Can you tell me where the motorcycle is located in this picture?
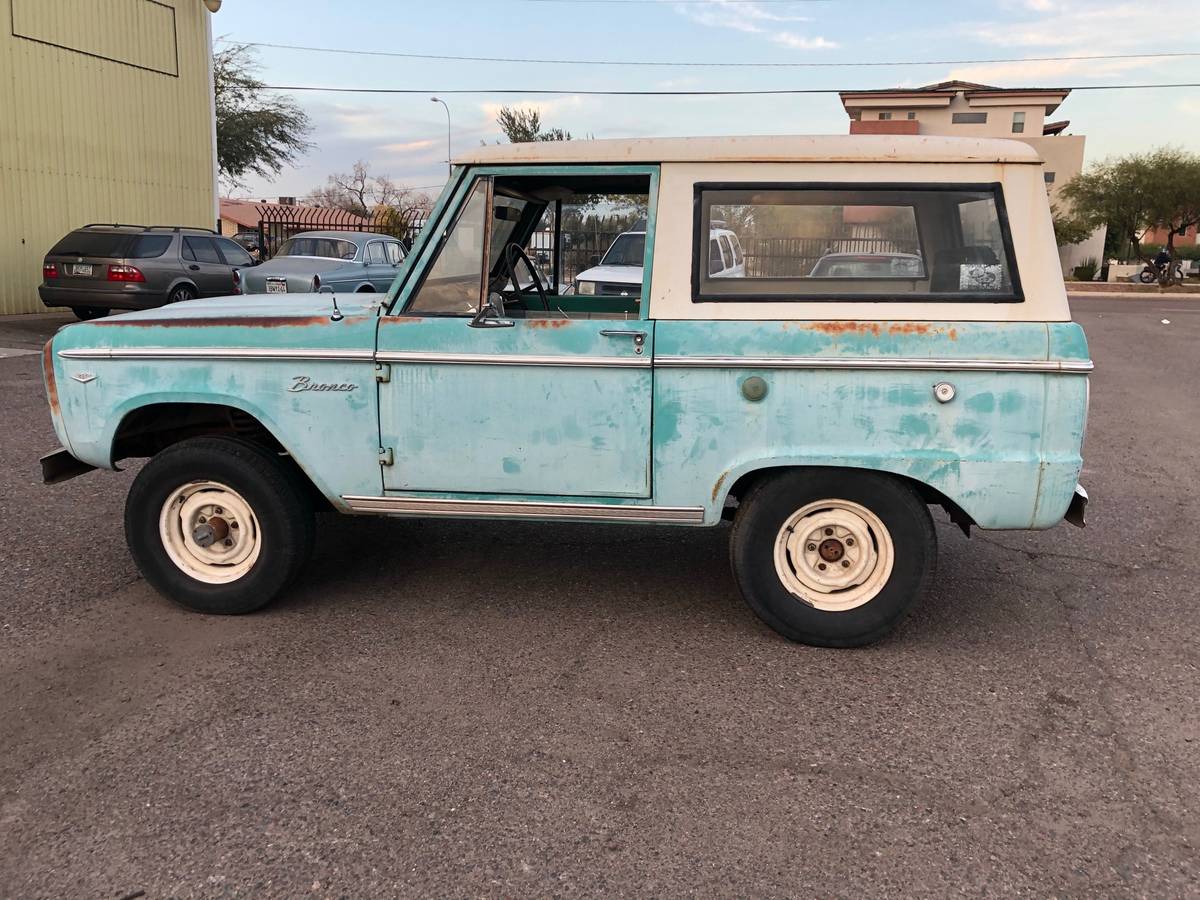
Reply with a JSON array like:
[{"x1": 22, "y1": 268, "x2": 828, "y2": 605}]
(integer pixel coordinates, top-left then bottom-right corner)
[{"x1": 1139, "y1": 261, "x2": 1185, "y2": 284}]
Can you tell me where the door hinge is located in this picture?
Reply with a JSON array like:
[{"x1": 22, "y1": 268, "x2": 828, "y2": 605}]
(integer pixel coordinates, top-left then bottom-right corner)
[
  {"x1": 374, "y1": 362, "x2": 391, "y2": 383},
  {"x1": 378, "y1": 447, "x2": 394, "y2": 466}
]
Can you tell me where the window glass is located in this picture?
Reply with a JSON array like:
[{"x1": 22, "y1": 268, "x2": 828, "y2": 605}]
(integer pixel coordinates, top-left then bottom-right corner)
[
  {"x1": 385, "y1": 242, "x2": 404, "y2": 264},
  {"x1": 49, "y1": 231, "x2": 133, "y2": 258},
  {"x1": 718, "y1": 235, "x2": 735, "y2": 270},
  {"x1": 184, "y1": 236, "x2": 221, "y2": 264},
  {"x1": 365, "y1": 242, "x2": 387, "y2": 265},
  {"x1": 708, "y1": 238, "x2": 723, "y2": 275},
  {"x1": 216, "y1": 238, "x2": 252, "y2": 266},
  {"x1": 276, "y1": 237, "x2": 358, "y2": 260},
  {"x1": 408, "y1": 179, "x2": 489, "y2": 315},
  {"x1": 1044, "y1": 171, "x2": 1056, "y2": 184},
  {"x1": 599, "y1": 233, "x2": 645, "y2": 267},
  {"x1": 879, "y1": 112, "x2": 892, "y2": 121},
  {"x1": 695, "y1": 185, "x2": 1019, "y2": 301},
  {"x1": 906, "y1": 111, "x2": 916, "y2": 120},
  {"x1": 130, "y1": 235, "x2": 172, "y2": 258},
  {"x1": 952, "y1": 112, "x2": 988, "y2": 124},
  {"x1": 730, "y1": 234, "x2": 744, "y2": 265},
  {"x1": 1011, "y1": 111, "x2": 1026, "y2": 134}
]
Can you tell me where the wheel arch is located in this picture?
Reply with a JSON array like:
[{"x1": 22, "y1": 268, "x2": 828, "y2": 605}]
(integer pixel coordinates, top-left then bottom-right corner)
[
  {"x1": 164, "y1": 277, "x2": 199, "y2": 300},
  {"x1": 717, "y1": 460, "x2": 978, "y2": 534},
  {"x1": 109, "y1": 399, "x2": 333, "y2": 511}
]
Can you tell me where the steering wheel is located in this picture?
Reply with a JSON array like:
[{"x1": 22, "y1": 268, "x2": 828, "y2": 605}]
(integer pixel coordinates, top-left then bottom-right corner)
[{"x1": 504, "y1": 243, "x2": 550, "y2": 311}]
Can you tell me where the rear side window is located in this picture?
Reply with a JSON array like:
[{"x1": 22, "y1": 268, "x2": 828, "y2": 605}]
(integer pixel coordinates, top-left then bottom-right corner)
[
  {"x1": 365, "y1": 242, "x2": 387, "y2": 265},
  {"x1": 385, "y1": 242, "x2": 404, "y2": 264},
  {"x1": 48, "y1": 231, "x2": 133, "y2": 258},
  {"x1": 693, "y1": 183, "x2": 1021, "y2": 302},
  {"x1": 216, "y1": 238, "x2": 253, "y2": 266},
  {"x1": 183, "y1": 236, "x2": 222, "y2": 264},
  {"x1": 130, "y1": 235, "x2": 173, "y2": 258}
]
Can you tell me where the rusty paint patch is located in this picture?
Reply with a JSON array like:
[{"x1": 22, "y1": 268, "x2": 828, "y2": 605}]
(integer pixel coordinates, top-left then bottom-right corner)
[
  {"x1": 43, "y1": 340, "x2": 60, "y2": 416},
  {"x1": 807, "y1": 322, "x2": 883, "y2": 337},
  {"x1": 527, "y1": 318, "x2": 569, "y2": 329},
  {"x1": 94, "y1": 315, "x2": 354, "y2": 329},
  {"x1": 885, "y1": 323, "x2": 932, "y2": 336},
  {"x1": 712, "y1": 469, "x2": 729, "y2": 502},
  {"x1": 381, "y1": 315, "x2": 425, "y2": 325}
]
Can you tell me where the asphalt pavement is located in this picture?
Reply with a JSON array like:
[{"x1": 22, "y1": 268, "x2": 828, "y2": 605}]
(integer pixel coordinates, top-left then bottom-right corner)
[{"x1": 1, "y1": 298, "x2": 1197, "y2": 897}]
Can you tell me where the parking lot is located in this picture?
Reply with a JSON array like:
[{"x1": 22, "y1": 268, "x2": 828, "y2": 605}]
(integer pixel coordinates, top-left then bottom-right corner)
[{"x1": 1, "y1": 297, "x2": 1197, "y2": 896}]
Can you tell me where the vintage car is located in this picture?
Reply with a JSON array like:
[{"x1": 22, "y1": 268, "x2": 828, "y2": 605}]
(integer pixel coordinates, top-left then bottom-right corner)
[
  {"x1": 41, "y1": 135, "x2": 1091, "y2": 647},
  {"x1": 240, "y1": 230, "x2": 406, "y2": 295}
]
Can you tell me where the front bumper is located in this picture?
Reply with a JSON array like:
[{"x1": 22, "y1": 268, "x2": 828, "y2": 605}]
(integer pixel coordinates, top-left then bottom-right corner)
[{"x1": 1064, "y1": 484, "x2": 1088, "y2": 528}]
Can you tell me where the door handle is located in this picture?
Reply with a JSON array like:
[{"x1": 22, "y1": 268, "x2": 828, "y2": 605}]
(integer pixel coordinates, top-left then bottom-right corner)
[
  {"x1": 600, "y1": 329, "x2": 646, "y2": 354},
  {"x1": 188, "y1": 264, "x2": 200, "y2": 271}
]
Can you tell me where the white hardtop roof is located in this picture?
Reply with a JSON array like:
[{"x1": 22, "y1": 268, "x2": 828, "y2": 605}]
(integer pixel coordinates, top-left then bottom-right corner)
[{"x1": 456, "y1": 134, "x2": 1042, "y2": 166}]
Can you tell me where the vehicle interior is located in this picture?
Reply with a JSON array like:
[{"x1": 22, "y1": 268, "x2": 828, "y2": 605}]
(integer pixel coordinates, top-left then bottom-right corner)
[{"x1": 405, "y1": 173, "x2": 651, "y2": 320}]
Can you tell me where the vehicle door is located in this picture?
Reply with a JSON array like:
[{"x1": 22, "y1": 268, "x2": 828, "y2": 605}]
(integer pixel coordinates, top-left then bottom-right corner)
[
  {"x1": 182, "y1": 236, "x2": 236, "y2": 296},
  {"x1": 363, "y1": 240, "x2": 396, "y2": 291},
  {"x1": 375, "y1": 172, "x2": 657, "y2": 499}
]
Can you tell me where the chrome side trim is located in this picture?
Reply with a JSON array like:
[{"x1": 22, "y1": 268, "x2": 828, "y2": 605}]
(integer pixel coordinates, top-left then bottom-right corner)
[
  {"x1": 57, "y1": 347, "x2": 374, "y2": 362},
  {"x1": 375, "y1": 351, "x2": 649, "y2": 368},
  {"x1": 342, "y1": 495, "x2": 705, "y2": 523},
  {"x1": 653, "y1": 355, "x2": 1094, "y2": 374}
]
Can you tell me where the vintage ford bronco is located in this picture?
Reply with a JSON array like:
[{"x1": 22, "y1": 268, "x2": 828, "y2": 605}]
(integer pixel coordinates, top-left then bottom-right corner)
[{"x1": 41, "y1": 136, "x2": 1090, "y2": 647}]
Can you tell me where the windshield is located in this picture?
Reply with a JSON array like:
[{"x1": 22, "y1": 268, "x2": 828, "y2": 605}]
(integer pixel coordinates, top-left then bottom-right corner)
[
  {"x1": 599, "y1": 233, "x2": 645, "y2": 267},
  {"x1": 276, "y1": 237, "x2": 358, "y2": 260}
]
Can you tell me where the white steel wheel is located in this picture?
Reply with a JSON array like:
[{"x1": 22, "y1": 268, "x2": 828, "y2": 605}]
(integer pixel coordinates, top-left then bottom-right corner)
[
  {"x1": 158, "y1": 480, "x2": 262, "y2": 584},
  {"x1": 772, "y1": 498, "x2": 895, "y2": 612}
]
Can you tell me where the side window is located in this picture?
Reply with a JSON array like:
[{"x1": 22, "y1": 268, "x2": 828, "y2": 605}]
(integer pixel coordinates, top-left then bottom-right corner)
[
  {"x1": 216, "y1": 238, "x2": 252, "y2": 267},
  {"x1": 130, "y1": 235, "x2": 172, "y2": 259},
  {"x1": 184, "y1": 236, "x2": 221, "y2": 264},
  {"x1": 719, "y1": 235, "x2": 735, "y2": 270},
  {"x1": 694, "y1": 184, "x2": 1020, "y2": 301},
  {"x1": 730, "y1": 234, "x2": 744, "y2": 265},
  {"x1": 707, "y1": 238, "x2": 723, "y2": 276},
  {"x1": 365, "y1": 242, "x2": 388, "y2": 265},
  {"x1": 385, "y1": 242, "x2": 404, "y2": 265},
  {"x1": 182, "y1": 240, "x2": 196, "y2": 262},
  {"x1": 407, "y1": 179, "x2": 489, "y2": 315}
]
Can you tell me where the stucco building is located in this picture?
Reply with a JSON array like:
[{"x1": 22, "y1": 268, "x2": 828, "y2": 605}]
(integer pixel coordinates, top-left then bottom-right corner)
[
  {"x1": 0, "y1": 0, "x2": 218, "y2": 315},
  {"x1": 838, "y1": 81, "x2": 1105, "y2": 273}
]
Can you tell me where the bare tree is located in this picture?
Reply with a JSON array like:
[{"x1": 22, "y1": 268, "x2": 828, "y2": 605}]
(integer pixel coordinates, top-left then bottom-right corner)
[{"x1": 304, "y1": 161, "x2": 434, "y2": 219}]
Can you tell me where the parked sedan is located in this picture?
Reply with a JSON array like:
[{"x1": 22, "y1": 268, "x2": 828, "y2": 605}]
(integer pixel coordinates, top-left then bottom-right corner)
[{"x1": 240, "y1": 230, "x2": 406, "y2": 295}]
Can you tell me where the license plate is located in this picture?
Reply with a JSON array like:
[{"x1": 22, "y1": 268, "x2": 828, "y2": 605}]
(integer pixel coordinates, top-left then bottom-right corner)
[
  {"x1": 266, "y1": 280, "x2": 287, "y2": 294},
  {"x1": 72, "y1": 264, "x2": 92, "y2": 276}
]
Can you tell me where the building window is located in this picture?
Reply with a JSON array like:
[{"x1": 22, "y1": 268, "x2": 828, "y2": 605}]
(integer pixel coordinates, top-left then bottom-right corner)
[
  {"x1": 1012, "y1": 111, "x2": 1026, "y2": 134},
  {"x1": 906, "y1": 111, "x2": 916, "y2": 120},
  {"x1": 1044, "y1": 172, "x2": 1056, "y2": 184},
  {"x1": 879, "y1": 112, "x2": 893, "y2": 120},
  {"x1": 952, "y1": 112, "x2": 988, "y2": 125}
]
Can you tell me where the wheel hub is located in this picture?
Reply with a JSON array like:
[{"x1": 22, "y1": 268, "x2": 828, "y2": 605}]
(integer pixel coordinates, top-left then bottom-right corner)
[
  {"x1": 159, "y1": 481, "x2": 261, "y2": 584},
  {"x1": 773, "y1": 500, "x2": 895, "y2": 612}
]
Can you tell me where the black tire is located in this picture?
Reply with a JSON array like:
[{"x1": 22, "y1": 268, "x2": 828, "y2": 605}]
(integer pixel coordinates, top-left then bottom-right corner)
[
  {"x1": 729, "y1": 469, "x2": 936, "y2": 647},
  {"x1": 124, "y1": 437, "x2": 315, "y2": 614},
  {"x1": 168, "y1": 284, "x2": 196, "y2": 304},
  {"x1": 72, "y1": 306, "x2": 108, "y2": 320},
  {"x1": 1138, "y1": 268, "x2": 1156, "y2": 284}
]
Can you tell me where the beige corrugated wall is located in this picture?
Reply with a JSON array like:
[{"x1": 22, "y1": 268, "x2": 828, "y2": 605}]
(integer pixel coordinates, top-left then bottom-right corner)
[{"x1": 0, "y1": 0, "x2": 215, "y2": 315}]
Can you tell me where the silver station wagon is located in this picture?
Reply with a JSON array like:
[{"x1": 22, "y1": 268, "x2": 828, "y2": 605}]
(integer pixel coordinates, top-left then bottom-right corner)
[
  {"x1": 240, "y1": 230, "x2": 406, "y2": 296},
  {"x1": 41, "y1": 135, "x2": 1091, "y2": 647}
]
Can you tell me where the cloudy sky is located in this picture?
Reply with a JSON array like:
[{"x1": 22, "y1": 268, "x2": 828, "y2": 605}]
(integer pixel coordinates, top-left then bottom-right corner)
[{"x1": 214, "y1": 0, "x2": 1200, "y2": 201}]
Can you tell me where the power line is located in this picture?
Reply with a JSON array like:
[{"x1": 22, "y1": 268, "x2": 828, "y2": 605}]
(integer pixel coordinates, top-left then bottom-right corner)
[
  {"x1": 263, "y1": 82, "x2": 1200, "y2": 96},
  {"x1": 226, "y1": 40, "x2": 1200, "y2": 70},
  {"x1": 519, "y1": 0, "x2": 831, "y2": 3}
]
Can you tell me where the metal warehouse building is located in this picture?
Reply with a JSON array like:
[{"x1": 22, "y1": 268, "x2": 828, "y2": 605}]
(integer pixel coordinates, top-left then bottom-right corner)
[{"x1": 0, "y1": 0, "x2": 217, "y2": 315}]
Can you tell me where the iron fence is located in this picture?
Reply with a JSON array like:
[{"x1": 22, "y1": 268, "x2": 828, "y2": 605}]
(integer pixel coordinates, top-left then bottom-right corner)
[{"x1": 252, "y1": 206, "x2": 427, "y2": 259}]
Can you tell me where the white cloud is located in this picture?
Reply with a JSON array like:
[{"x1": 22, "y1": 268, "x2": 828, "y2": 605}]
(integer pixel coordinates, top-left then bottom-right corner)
[
  {"x1": 672, "y1": 1, "x2": 836, "y2": 53},
  {"x1": 772, "y1": 32, "x2": 839, "y2": 51}
]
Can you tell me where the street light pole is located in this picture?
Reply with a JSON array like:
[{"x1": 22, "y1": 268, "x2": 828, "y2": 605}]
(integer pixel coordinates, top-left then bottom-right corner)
[{"x1": 430, "y1": 96, "x2": 451, "y2": 177}]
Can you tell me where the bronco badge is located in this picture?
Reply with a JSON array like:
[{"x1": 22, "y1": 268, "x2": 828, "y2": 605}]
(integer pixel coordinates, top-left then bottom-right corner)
[{"x1": 288, "y1": 376, "x2": 359, "y2": 393}]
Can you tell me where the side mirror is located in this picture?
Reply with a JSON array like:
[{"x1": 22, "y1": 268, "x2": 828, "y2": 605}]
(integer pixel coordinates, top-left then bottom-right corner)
[{"x1": 468, "y1": 299, "x2": 514, "y2": 329}]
